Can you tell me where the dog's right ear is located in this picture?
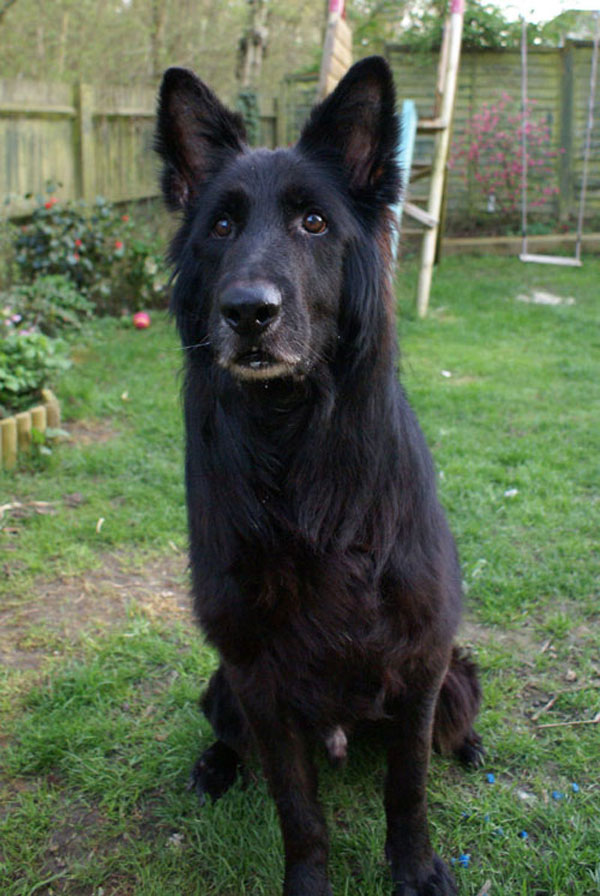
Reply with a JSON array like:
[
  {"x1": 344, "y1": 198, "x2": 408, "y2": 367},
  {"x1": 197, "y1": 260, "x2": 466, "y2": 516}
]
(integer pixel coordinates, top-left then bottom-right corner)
[{"x1": 155, "y1": 68, "x2": 247, "y2": 210}]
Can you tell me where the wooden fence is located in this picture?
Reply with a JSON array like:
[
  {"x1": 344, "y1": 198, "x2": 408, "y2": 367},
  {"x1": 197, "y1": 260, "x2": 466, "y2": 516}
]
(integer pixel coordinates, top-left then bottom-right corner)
[
  {"x1": 0, "y1": 79, "x2": 278, "y2": 216},
  {"x1": 1, "y1": 40, "x2": 598, "y2": 226},
  {"x1": 0, "y1": 80, "x2": 157, "y2": 216}
]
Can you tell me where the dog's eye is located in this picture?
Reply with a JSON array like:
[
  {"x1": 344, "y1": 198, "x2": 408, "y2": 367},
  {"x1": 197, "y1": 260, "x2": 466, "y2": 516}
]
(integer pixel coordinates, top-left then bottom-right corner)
[
  {"x1": 212, "y1": 216, "x2": 233, "y2": 238},
  {"x1": 302, "y1": 211, "x2": 327, "y2": 235}
]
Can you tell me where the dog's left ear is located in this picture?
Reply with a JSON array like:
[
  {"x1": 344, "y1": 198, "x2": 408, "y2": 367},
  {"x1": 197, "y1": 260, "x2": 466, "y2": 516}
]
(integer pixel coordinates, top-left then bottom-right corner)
[
  {"x1": 298, "y1": 56, "x2": 399, "y2": 203},
  {"x1": 155, "y1": 68, "x2": 247, "y2": 210}
]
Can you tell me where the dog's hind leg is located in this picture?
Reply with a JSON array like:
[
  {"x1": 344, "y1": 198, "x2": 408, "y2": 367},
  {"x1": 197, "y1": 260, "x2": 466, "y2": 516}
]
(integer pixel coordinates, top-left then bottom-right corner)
[
  {"x1": 384, "y1": 688, "x2": 458, "y2": 896},
  {"x1": 433, "y1": 647, "x2": 484, "y2": 768},
  {"x1": 189, "y1": 665, "x2": 251, "y2": 804}
]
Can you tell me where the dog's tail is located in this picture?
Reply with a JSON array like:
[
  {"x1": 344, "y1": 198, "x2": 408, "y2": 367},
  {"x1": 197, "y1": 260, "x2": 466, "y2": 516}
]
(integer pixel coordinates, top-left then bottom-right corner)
[{"x1": 433, "y1": 646, "x2": 484, "y2": 767}]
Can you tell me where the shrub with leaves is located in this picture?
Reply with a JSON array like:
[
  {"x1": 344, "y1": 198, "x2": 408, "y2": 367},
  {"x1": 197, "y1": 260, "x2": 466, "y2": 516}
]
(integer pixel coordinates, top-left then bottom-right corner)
[
  {"x1": 0, "y1": 316, "x2": 71, "y2": 416},
  {"x1": 14, "y1": 193, "x2": 168, "y2": 315},
  {"x1": 451, "y1": 93, "x2": 561, "y2": 226},
  {"x1": 3, "y1": 275, "x2": 93, "y2": 336}
]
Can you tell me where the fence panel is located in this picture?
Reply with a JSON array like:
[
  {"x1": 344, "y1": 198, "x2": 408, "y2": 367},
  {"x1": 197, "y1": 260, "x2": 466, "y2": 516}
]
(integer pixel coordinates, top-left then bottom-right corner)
[
  {"x1": 0, "y1": 80, "x2": 79, "y2": 215},
  {"x1": 0, "y1": 79, "x2": 159, "y2": 216},
  {"x1": 1, "y1": 43, "x2": 598, "y2": 227},
  {"x1": 388, "y1": 41, "x2": 599, "y2": 227}
]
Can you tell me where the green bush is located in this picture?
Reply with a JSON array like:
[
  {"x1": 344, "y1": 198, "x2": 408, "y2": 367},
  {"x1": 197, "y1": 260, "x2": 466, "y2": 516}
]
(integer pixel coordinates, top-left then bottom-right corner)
[
  {"x1": 0, "y1": 322, "x2": 71, "y2": 416},
  {"x1": 3, "y1": 275, "x2": 93, "y2": 335},
  {"x1": 14, "y1": 193, "x2": 168, "y2": 315}
]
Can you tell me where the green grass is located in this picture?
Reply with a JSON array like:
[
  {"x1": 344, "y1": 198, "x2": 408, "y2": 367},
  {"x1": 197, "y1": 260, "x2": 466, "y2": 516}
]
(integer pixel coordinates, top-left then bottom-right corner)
[
  {"x1": 1, "y1": 257, "x2": 599, "y2": 895},
  {"x1": 1, "y1": 315, "x2": 186, "y2": 590}
]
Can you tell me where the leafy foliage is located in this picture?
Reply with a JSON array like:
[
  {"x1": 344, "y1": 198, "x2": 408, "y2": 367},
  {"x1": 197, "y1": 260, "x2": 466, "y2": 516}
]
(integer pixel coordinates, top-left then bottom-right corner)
[
  {"x1": 235, "y1": 89, "x2": 261, "y2": 146},
  {"x1": 0, "y1": 324, "x2": 70, "y2": 416},
  {"x1": 450, "y1": 93, "x2": 561, "y2": 224},
  {"x1": 3, "y1": 274, "x2": 93, "y2": 336},
  {"x1": 400, "y1": 1, "x2": 522, "y2": 52},
  {"x1": 1, "y1": 192, "x2": 169, "y2": 416},
  {"x1": 0, "y1": 0, "x2": 325, "y2": 99},
  {"x1": 14, "y1": 192, "x2": 168, "y2": 315}
]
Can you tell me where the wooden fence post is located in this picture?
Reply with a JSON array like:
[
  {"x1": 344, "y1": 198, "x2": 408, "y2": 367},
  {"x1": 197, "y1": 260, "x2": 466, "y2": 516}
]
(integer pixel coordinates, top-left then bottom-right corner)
[
  {"x1": 559, "y1": 42, "x2": 574, "y2": 224},
  {"x1": 75, "y1": 82, "x2": 95, "y2": 201},
  {"x1": 31, "y1": 405, "x2": 47, "y2": 435},
  {"x1": 42, "y1": 389, "x2": 61, "y2": 429},
  {"x1": 15, "y1": 412, "x2": 32, "y2": 451},
  {"x1": 276, "y1": 82, "x2": 288, "y2": 147},
  {"x1": 1, "y1": 418, "x2": 18, "y2": 469}
]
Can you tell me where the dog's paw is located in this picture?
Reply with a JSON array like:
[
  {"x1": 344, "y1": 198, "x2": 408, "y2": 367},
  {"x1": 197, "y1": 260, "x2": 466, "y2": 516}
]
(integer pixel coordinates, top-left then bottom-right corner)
[
  {"x1": 284, "y1": 861, "x2": 333, "y2": 896},
  {"x1": 392, "y1": 854, "x2": 457, "y2": 896},
  {"x1": 455, "y1": 729, "x2": 485, "y2": 769},
  {"x1": 187, "y1": 740, "x2": 241, "y2": 805}
]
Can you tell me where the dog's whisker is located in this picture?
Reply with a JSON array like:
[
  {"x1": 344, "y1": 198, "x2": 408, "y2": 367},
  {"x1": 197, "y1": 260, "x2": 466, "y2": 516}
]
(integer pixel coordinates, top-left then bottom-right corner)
[{"x1": 173, "y1": 338, "x2": 211, "y2": 351}]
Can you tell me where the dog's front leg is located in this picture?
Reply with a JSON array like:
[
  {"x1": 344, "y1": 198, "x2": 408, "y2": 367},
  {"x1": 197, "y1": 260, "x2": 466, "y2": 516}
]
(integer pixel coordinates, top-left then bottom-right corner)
[
  {"x1": 384, "y1": 690, "x2": 457, "y2": 896},
  {"x1": 244, "y1": 700, "x2": 331, "y2": 896}
]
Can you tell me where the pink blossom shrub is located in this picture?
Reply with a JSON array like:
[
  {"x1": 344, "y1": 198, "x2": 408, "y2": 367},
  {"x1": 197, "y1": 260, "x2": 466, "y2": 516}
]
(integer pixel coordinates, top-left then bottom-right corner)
[{"x1": 450, "y1": 93, "x2": 562, "y2": 225}]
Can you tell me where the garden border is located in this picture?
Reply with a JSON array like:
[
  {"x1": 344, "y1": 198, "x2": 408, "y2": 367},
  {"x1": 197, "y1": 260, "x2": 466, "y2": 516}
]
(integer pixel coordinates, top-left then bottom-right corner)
[
  {"x1": 400, "y1": 232, "x2": 600, "y2": 257},
  {"x1": 0, "y1": 389, "x2": 60, "y2": 470},
  {"x1": 442, "y1": 232, "x2": 600, "y2": 256}
]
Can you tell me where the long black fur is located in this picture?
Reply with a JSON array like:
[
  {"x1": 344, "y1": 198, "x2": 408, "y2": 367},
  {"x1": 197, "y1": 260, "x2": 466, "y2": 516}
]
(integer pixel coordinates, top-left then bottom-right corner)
[{"x1": 156, "y1": 57, "x2": 483, "y2": 896}]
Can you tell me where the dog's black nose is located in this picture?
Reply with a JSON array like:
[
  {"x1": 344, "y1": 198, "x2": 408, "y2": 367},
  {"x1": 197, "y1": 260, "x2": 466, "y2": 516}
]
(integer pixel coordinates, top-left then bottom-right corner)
[{"x1": 220, "y1": 283, "x2": 281, "y2": 336}]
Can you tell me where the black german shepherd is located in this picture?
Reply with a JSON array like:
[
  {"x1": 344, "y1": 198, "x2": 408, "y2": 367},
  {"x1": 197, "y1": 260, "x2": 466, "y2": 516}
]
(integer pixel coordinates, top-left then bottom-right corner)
[{"x1": 156, "y1": 56, "x2": 483, "y2": 896}]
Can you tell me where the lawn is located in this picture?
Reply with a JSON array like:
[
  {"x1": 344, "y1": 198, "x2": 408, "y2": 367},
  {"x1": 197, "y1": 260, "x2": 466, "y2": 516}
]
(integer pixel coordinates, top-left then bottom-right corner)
[{"x1": 1, "y1": 255, "x2": 599, "y2": 896}]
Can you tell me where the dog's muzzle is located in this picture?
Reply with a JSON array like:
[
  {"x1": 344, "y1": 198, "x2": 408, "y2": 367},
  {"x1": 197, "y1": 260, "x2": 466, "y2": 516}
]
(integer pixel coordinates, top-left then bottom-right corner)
[{"x1": 218, "y1": 282, "x2": 300, "y2": 379}]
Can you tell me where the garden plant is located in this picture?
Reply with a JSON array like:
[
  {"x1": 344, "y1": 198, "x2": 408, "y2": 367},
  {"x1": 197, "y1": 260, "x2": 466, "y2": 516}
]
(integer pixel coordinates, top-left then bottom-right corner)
[
  {"x1": 450, "y1": 93, "x2": 562, "y2": 231},
  {"x1": 0, "y1": 192, "x2": 168, "y2": 422}
]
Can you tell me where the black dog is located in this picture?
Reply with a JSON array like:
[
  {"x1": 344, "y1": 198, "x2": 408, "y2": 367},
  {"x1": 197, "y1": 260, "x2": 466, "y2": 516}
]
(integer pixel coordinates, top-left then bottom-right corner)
[{"x1": 156, "y1": 56, "x2": 482, "y2": 896}]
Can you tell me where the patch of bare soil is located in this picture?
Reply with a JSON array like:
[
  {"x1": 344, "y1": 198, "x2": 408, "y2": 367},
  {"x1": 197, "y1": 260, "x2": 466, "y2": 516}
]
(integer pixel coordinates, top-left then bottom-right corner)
[
  {"x1": 67, "y1": 419, "x2": 121, "y2": 445},
  {"x1": 0, "y1": 552, "x2": 192, "y2": 671}
]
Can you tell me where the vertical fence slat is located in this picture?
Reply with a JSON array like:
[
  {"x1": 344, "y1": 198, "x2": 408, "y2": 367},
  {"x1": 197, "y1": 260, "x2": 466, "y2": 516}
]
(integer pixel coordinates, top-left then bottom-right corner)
[{"x1": 75, "y1": 82, "x2": 96, "y2": 201}]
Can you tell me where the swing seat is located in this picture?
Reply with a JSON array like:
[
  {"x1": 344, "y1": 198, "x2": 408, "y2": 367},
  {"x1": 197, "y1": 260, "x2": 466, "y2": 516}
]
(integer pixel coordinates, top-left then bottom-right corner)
[{"x1": 519, "y1": 253, "x2": 582, "y2": 267}]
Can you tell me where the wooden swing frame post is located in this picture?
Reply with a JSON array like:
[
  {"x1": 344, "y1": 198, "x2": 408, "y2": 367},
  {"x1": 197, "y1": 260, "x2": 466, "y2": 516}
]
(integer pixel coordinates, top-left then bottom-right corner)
[{"x1": 520, "y1": 10, "x2": 600, "y2": 268}]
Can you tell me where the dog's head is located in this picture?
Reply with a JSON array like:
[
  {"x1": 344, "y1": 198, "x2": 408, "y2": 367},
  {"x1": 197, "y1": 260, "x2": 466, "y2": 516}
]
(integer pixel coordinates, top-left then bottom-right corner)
[{"x1": 156, "y1": 57, "x2": 400, "y2": 382}]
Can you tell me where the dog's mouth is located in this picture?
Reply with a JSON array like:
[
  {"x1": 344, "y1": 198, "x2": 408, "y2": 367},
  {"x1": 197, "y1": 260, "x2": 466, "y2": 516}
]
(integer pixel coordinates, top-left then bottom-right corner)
[
  {"x1": 225, "y1": 348, "x2": 298, "y2": 381},
  {"x1": 237, "y1": 348, "x2": 275, "y2": 371}
]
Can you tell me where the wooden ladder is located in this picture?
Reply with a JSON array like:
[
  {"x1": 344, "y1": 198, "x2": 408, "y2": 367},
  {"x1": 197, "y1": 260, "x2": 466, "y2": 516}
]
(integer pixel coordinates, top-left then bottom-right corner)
[{"x1": 403, "y1": 0, "x2": 465, "y2": 317}]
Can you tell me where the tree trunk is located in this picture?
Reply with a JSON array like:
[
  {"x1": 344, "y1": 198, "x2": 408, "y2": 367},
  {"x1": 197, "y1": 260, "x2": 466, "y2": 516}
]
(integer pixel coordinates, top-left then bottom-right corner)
[{"x1": 238, "y1": 0, "x2": 269, "y2": 89}]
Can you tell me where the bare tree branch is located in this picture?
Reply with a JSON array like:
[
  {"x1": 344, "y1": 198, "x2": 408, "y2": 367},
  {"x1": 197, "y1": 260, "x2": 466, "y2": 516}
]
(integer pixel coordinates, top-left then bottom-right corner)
[{"x1": 0, "y1": 0, "x2": 19, "y2": 23}]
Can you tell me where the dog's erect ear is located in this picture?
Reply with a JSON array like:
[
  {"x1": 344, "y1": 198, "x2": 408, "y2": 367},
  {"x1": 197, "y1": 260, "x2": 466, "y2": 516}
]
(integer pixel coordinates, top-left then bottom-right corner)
[
  {"x1": 298, "y1": 56, "x2": 399, "y2": 203},
  {"x1": 155, "y1": 68, "x2": 247, "y2": 210}
]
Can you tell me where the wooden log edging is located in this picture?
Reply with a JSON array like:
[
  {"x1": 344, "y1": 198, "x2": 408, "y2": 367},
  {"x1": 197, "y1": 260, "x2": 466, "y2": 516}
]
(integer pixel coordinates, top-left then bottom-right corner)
[{"x1": 0, "y1": 389, "x2": 61, "y2": 471}]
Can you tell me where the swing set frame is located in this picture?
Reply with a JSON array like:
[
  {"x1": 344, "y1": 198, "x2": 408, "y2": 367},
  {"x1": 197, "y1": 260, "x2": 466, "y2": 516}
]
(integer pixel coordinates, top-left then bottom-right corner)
[{"x1": 520, "y1": 11, "x2": 600, "y2": 267}]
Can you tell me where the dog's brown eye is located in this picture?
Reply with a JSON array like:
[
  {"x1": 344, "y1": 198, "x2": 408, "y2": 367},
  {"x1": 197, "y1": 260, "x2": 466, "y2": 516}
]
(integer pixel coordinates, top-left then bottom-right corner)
[
  {"x1": 302, "y1": 211, "x2": 327, "y2": 235},
  {"x1": 213, "y1": 216, "x2": 233, "y2": 238}
]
